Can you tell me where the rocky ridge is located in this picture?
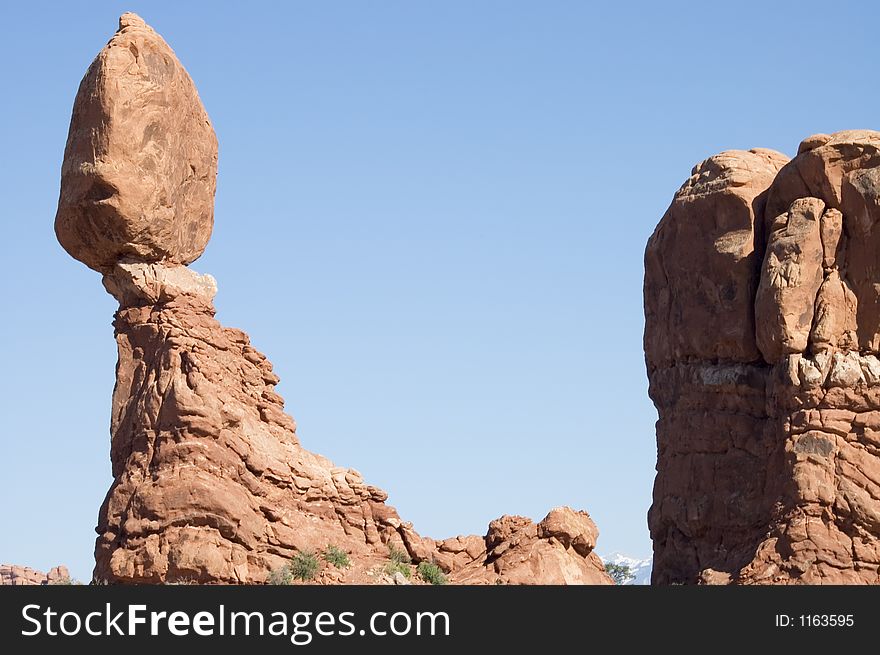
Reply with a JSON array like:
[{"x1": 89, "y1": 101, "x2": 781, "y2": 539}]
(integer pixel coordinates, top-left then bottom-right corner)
[{"x1": 0, "y1": 565, "x2": 71, "y2": 586}]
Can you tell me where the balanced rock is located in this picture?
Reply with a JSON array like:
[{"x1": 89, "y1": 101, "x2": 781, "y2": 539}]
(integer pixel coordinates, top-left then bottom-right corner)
[
  {"x1": 646, "y1": 130, "x2": 880, "y2": 584},
  {"x1": 55, "y1": 12, "x2": 217, "y2": 272},
  {"x1": 57, "y1": 15, "x2": 612, "y2": 586}
]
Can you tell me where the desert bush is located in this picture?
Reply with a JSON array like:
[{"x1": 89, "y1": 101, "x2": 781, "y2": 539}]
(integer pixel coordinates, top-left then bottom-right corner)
[
  {"x1": 267, "y1": 566, "x2": 293, "y2": 585},
  {"x1": 384, "y1": 562, "x2": 412, "y2": 579},
  {"x1": 323, "y1": 545, "x2": 350, "y2": 569},
  {"x1": 416, "y1": 562, "x2": 447, "y2": 585},
  {"x1": 290, "y1": 550, "x2": 320, "y2": 581},
  {"x1": 604, "y1": 562, "x2": 634, "y2": 585},
  {"x1": 387, "y1": 543, "x2": 411, "y2": 565}
]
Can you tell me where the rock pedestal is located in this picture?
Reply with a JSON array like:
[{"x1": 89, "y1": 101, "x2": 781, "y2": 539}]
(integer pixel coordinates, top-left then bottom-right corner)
[{"x1": 57, "y1": 14, "x2": 612, "y2": 585}]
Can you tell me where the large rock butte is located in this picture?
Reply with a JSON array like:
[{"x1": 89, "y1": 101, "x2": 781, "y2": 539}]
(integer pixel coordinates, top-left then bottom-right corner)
[
  {"x1": 646, "y1": 130, "x2": 880, "y2": 584},
  {"x1": 58, "y1": 14, "x2": 612, "y2": 585}
]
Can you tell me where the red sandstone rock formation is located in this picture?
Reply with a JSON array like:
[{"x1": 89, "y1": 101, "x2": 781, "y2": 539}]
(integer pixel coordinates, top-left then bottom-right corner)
[
  {"x1": 55, "y1": 14, "x2": 611, "y2": 585},
  {"x1": 55, "y1": 13, "x2": 217, "y2": 273},
  {"x1": 646, "y1": 130, "x2": 880, "y2": 585},
  {"x1": 0, "y1": 565, "x2": 71, "y2": 585}
]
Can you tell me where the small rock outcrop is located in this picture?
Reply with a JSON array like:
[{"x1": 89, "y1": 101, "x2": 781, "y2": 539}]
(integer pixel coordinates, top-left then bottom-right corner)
[
  {"x1": 0, "y1": 565, "x2": 71, "y2": 585},
  {"x1": 56, "y1": 14, "x2": 612, "y2": 585},
  {"x1": 646, "y1": 130, "x2": 880, "y2": 584},
  {"x1": 454, "y1": 508, "x2": 608, "y2": 584}
]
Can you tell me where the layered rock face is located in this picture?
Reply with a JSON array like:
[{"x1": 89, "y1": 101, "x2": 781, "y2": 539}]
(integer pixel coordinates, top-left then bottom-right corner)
[
  {"x1": 0, "y1": 565, "x2": 70, "y2": 585},
  {"x1": 646, "y1": 131, "x2": 880, "y2": 585},
  {"x1": 57, "y1": 14, "x2": 611, "y2": 585}
]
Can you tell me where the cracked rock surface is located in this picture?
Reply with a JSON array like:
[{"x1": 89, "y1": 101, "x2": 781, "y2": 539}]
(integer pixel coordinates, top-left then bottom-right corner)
[{"x1": 646, "y1": 130, "x2": 880, "y2": 584}]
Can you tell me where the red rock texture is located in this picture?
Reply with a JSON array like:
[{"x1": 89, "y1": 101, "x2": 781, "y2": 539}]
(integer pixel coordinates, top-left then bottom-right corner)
[
  {"x1": 646, "y1": 131, "x2": 880, "y2": 585},
  {"x1": 0, "y1": 565, "x2": 70, "y2": 585},
  {"x1": 89, "y1": 262, "x2": 610, "y2": 584},
  {"x1": 55, "y1": 13, "x2": 217, "y2": 273},
  {"x1": 455, "y1": 509, "x2": 609, "y2": 584},
  {"x1": 56, "y1": 15, "x2": 612, "y2": 586}
]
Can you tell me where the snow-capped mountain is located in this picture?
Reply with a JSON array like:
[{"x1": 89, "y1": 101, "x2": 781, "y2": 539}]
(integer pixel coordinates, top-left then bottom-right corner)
[{"x1": 600, "y1": 553, "x2": 652, "y2": 585}]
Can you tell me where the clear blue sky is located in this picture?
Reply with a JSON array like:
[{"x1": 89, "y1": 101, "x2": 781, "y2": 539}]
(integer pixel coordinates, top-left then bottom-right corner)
[{"x1": 2, "y1": 1, "x2": 878, "y2": 582}]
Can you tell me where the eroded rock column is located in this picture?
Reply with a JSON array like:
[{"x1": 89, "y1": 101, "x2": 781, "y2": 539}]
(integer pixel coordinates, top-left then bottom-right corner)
[
  {"x1": 645, "y1": 148, "x2": 787, "y2": 584},
  {"x1": 646, "y1": 131, "x2": 880, "y2": 584}
]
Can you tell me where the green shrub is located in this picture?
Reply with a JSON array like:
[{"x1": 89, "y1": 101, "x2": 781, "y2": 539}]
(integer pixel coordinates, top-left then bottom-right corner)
[
  {"x1": 384, "y1": 562, "x2": 412, "y2": 579},
  {"x1": 416, "y1": 562, "x2": 447, "y2": 585},
  {"x1": 290, "y1": 550, "x2": 320, "y2": 581},
  {"x1": 604, "y1": 562, "x2": 634, "y2": 585},
  {"x1": 323, "y1": 545, "x2": 350, "y2": 569},
  {"x1": 388, "y1": 543, "x2": 411, "y2": 565}
]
